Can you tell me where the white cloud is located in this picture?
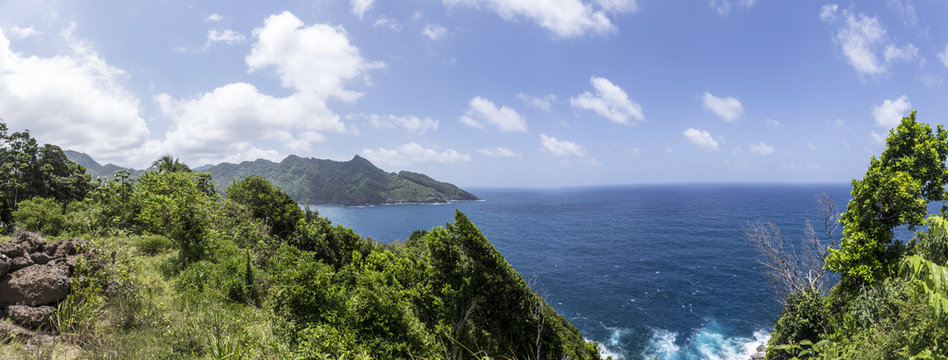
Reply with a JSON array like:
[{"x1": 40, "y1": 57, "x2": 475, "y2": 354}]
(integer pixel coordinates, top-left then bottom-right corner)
[
  {"x1": 246, "y1": 11, "x2": 385, "y2": 102},
  {"x1": 570, "y1": 76, "x2": 643, "y2": 124},
  {"x1": 683, "y1": 128, "x2": 719, "y2": 150},
  {"x1": 871, "y1": 95, "x2": 911, "y2": 129},
  {"x1": 423, "y1": 24, "x2": 448, "y2": 40},
  {"x1": 918, "y1": 74, "x2": 943, "y2": 88},
  {"x1": 444, "y1": 0, "x2": 634, "y2": 38},
  {"x1": 516, "y1": 93, "x2": 557, "y2": 112},
  {"x1": 205, "y1": 14, "x2": 224, "y2": 22},
  {"x1": 748, "y1": 141, "x2": 774, "y2": 155},
  {"x1": 374, "y1": 16, "x2": 402, "y2": 31},
  {"x1": 702, "y1": 92, "x2": 742, "y2": 122},
  {"x1": 361, "y1": 142, "x2": 471, "y2": 168},
  {"x1": 939, "y1": 44, "x2": 948, "y2": 69},
  {"x1": 883, "y1": 43, "x2": 917, "y2": 63},
  {"x1": 150, "y1": 11, "x2": 383, "y2": 166},
  {"x1": 886, "y1": 0, "x2": 917, "y2": 26},
  {"x1": 808, "y1": 142, "x2": 817, "y2": 151},
  {"x1": 7, "y1": 26, "x2": 41, "y2": 39},
  {"x1": 478, "y1": 146, "x2": 518, "y2": 157},
  {"x1": 820, "y1": 4, "x2": 917, "y2": 76},
  {"x1": 710, "y1": 0, "x2": 757, "y2": 16},
  {"x1": 356, "y1": 113, "x2": 439, "y2": 134},
  {"x1": 351, "y1": 0, "x2": 374, "y2": 18},
  {"x1": 540, "y1": 134, "x2": 587, "y2": 156},
  {"x1": 154, "y1": 83, "x2": 343, "y2": 166},
  {"x1": 765, "y1": 118, "x2": 784, "y2": 128},
  {"x1": 870, "y1": 131, "x2": 886, "y2": 144},
  {"x1": 459, "y1": 96, "x2": 527, "y2": 132},
  {"x1": 206, "y1": 29, "x2": 247, "y2": 46},
  {"x1": 0, "y1": 27, "x2": 149, "y2": 164}
]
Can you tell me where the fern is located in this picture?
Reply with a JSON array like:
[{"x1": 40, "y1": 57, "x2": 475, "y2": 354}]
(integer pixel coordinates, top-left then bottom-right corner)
[{"x1": 900, "y1": 254, "x2": 948, "y2": 322}]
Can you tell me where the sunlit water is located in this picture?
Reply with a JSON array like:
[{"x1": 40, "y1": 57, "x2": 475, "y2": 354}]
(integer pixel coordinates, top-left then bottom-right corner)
[{"x1": 313, "y1": 184, "x2": 859, "y2": 359}]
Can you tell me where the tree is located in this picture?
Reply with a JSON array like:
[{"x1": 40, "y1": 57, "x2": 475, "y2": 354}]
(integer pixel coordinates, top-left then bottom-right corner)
[
  {"x1": 151, "y1": 155, "x2": 191, "y2": 173},
  {"x1": 134, "y1": 171, "x2": 214, "y2": 263},
  {"x1": 225, "y1": 175, "x2": 303, "y2": 240},
  {"x1": 826, "y1": 111, "x2": 948, "y2": 284},
  {"x1": 747, "y1": 193, "x2": 838, "y2": 302}
]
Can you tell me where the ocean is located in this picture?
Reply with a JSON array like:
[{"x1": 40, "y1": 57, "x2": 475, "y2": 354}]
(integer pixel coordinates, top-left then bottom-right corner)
[{"x1": 313, "y1": 184, "x2": 860, "y2": 359}]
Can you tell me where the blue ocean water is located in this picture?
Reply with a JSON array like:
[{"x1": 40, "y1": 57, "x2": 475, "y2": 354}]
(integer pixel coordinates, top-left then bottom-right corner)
[{"x1": 314, "y1": 184, "x2": 859, "y2": 359}]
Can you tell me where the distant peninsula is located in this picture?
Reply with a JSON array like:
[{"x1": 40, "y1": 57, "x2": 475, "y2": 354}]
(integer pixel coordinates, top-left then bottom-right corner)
[{"x1": 65, "y1": 150, "x2": 478, "y2": 206}]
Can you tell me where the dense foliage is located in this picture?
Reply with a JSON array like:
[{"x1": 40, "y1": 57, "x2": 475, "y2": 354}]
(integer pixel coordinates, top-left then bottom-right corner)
[
  {"x1": 765, "y1": 111, "x2": 948, "y2": 360},
  {"x1": 0, "y1": 119, "x2": 602, "y2": 359}
]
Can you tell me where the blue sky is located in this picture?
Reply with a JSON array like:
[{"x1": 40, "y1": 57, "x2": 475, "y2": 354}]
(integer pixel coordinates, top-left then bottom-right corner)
[{"x1": 1, "y1": 1, "x2": 947, "y2": 187}]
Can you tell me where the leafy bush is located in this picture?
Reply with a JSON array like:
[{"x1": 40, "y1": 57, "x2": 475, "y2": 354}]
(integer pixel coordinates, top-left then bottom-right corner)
[
  {"x1": 12, "y1": 196, "x2": 65, "y2": 235},
  {"x1": 134, "y1": 171, "x2": 215, "y2": 264},
  {"x1": 134, "y1": 234, "x2": 174, "y2": 255},
  {"x1": 767, "y1": 290, "x2": 831, "y2": 360}
]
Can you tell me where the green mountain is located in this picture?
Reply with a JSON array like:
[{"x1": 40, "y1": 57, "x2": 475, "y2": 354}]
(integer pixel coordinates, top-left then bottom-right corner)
[
  {"x1": 65, "y1": 151, "x2": 478, "y2": 205},
  {"x1": 205, "y1": 155, "x2": 479, "y2": 205},
  {"x1": 63, "y1": 150, "x2": 144, "y2": 179}
]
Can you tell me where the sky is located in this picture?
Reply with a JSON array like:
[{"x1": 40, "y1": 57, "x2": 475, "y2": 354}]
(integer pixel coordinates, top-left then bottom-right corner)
[{"x1": 1, "y1": 1, "x2": 947, "y2": 187}]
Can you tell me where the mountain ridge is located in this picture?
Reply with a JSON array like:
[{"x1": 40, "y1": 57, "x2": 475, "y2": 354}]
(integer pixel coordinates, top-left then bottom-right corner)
[{"x1": 64, "y1": 151, "x2": 478, "y2": 206}]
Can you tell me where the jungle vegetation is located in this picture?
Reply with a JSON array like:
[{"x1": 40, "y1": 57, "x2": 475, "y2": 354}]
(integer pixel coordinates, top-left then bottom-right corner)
[{"x1": 0, "y1": 120, "x2": 601, "y2": 359}]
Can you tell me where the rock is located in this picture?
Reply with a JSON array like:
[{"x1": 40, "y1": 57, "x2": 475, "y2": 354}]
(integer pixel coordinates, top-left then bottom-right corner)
[
  {"x1": 0, "y1": 255, "x2": 9, "y2": 278},
  {"x1": 65, "y1": 256, "x2": 78, "y2": 271},
  {"x1": 13, "y1": 232, "x2": 44, "y2": 254},
  {"x1": 0, "y1": 264, "x2": 70, "y2": 306},
  {"x1": 29, "y1": 252, "x2": 50, "y2": 265},
  {"x1": 0, "y1": 241, "x2": 25, "y2": 258},
  {"x1": 52, "y1": 240, "x2": 76, "y2": 259},
  {"x1": 9, "y1": 255, "x2": 34, "y2": 272},
  {"x1": 5, "y1": 305, "x2": 54, "y2": 330}
]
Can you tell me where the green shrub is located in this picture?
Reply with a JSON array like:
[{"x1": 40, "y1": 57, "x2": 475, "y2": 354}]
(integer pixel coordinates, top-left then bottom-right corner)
[
  {"x1": 135, "y1": 234, "x2": 174, "y2": 255},
  {"x1": 12, "y1": 196, "x2": 64, "y2": 235},
  {"x1": 767, "y1": 290, "x2": 831, "y2": 360}
]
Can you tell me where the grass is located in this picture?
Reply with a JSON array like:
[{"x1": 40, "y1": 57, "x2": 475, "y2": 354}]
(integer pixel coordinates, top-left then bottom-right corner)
[{"x1": 0, "y1": 235, "x2": 282, "y2": 360}]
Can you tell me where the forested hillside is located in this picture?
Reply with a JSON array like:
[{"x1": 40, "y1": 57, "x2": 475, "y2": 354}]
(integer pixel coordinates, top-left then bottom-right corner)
[
  {"x1": 1, "y1": 120, "x2": 602, "y2": 359},
  {"x1": 65, "y1": 151, "x2": 478, "y2": 206},
  {"x1": 756, "y1": 111, "x2": 948, "y2": 359}
]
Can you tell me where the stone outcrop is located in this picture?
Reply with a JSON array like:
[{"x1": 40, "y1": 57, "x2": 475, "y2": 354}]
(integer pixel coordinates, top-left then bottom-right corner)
[{"x1": 0, "y1": 232, "x2": 95, "y2": 332}]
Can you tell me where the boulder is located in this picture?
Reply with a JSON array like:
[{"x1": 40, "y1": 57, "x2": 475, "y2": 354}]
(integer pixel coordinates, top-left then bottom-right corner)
[
  {"x1": 52, "y1": 240, "x2": 77, "y2": 259},
  {"x1": 0, "y1": 255, "x2": 9, "y2": 278},
  {"x1": 9, "y1": 256, "x2": 33, "y2": 272},
  {"x1": 0, "y1": 265, "x2": 70, "y2": 306},
  {"x1": 0, "y1": 242, "x2": 25, "y2": 258},
  {"x1": 5, "y1": 305, "x2": 54, "y2": 330},
  {"x1": 13, "y1": 232, "x2": 44, "y2": 254},
  {"x1": 29, "y1": 252, "x2": 50, "y2": 265}
]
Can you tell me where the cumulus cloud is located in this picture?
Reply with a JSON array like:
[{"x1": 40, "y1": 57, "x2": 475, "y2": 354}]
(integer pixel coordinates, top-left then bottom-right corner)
[
  {"x1": 361, "y1": 142, "x2": 471, "y2": 168},
  {"x1": 540, "y1": 134, "x2": 587, "y2": 156},
  {"x1": 444, "y1": 0, "x2": 636, "y2": 38},
  {"x1": 459, "y1": 96, "x2": 527, "y2": 132},
  {"x1": 423, "y1": 24, "x2": 448, "y2": 40},
  {"x1": 246, "y1": 11, "x2": 385, "y2": 102},
  {"x1": 205, "y1": 14, "x2": 224, "y2": 22},
  {"x1": 6, "y1": 25, "x2": 41, "y2": 39},
  {"x1": 820, "y1": 4, "x2": 917, "y2": 76},
  {"x1": 478, "y1": 146, "x2": 518, "y2": 157},
  {"x1": 709, "y1": 0, "x2": 756, "y2": 16},
  {"x1": 570, "y1": 76, "x2": 643, "y2": 124},
  {"x1": 0, "y1": 27, "x2": 149, "y2": 163},
  {"x1": 354, "y1": 113, "x2": 439, "y2": 134},
  {"x1": 206, "y1": 29, "x2": 247, "y2": 46},
  {"x1": 871, "y1": 95, "x2": 911, "y2": 129},
  {"x1": 152, "y1": 11, "x2": 383, "y2": 166},
  {"x1": 748, "y1": 141, "x2": 774, "y2": 155},
  {"x1": 351, "y1": 0, "x2": 374, "y2": 18},
  {"x1": 516, "y1": 93, "x2": 557, "y2": 112},
  {"x1": 683, "y1": 128, "x2": 719, "y2": 150},
  {"x1": 702, "y1": 92, "x2": 742, "y2": 122}
]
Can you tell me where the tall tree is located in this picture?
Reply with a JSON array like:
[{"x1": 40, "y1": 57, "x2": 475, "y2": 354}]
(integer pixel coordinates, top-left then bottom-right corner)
[
  {"x1": 151, "y1": 155, "x2": 191, "y2": 173},
  {"x1": 826, "y1": 111, "x2": 948, "y2": 284}
]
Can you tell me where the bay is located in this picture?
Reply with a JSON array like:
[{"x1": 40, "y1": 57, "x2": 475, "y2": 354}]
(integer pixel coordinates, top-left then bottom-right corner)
[{"x1": 313, "y1": 184, "x2": 857, "y2": 359}]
